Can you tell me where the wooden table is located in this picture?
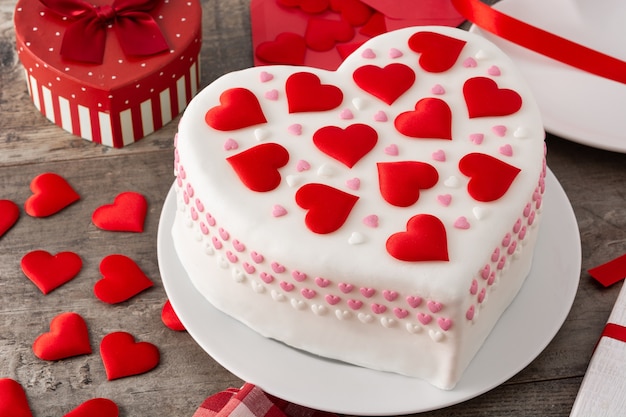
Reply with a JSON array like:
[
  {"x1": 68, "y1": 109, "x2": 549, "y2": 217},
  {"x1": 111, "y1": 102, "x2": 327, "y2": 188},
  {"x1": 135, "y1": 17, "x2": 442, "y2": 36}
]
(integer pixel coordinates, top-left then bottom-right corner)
[{"x1": 1, "y1": 1, "x2": 625, "y2": 415}]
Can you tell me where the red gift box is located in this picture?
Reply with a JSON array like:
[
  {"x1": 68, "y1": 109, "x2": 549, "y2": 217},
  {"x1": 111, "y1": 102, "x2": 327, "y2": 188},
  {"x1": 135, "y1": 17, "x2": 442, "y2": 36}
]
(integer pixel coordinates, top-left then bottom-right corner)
[{"x1": 14, "y1": 0, "x2": 202, "y2": 148}]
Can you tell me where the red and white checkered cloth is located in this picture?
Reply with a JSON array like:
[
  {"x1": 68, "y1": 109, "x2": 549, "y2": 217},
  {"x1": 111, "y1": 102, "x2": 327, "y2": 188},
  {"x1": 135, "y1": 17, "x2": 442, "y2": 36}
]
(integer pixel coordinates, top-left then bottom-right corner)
[{"x1": 193, "y1": 383, "x2": 338, "y2": 417}]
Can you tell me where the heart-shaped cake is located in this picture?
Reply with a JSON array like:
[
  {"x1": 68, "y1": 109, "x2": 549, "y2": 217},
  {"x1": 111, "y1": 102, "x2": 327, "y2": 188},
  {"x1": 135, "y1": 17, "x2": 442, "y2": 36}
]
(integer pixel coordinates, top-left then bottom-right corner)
[{"x1": 171, "y1": 26, "x2": 545, "y2": 389}]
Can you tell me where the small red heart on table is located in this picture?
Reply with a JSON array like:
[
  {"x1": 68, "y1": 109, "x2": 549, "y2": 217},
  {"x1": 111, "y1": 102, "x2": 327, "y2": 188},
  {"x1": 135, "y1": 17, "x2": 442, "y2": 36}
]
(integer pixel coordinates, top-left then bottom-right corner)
[
  {"x1": 0, "y1": 378, "x2": 33, "y2": 417},
  {"x1": 92, "y1": 191, "x2": 147, "y2": 233},
  {"x1": 458, "y1": 153, "x2": 521, "y2": 202},
  {"x1": 0, "y1": 199, "x2": 20, "y2": 237},
  {"x1": 295, "y1": 183, "x2": 359, "y2": 234},
  {"x1": 305, "y1": 17, "x2": 354, "y2": 51},
  {"x1": 63, "y1": 398, "x2": 119, "y2": 417},
  {"x1": 256, "y1": 32, "x2": 307, "y2": 66},
  {"x1": 408, "y1": 31, "x2": 467, "y2": 73},
  {"x1": 353, "y1": 63, "x2": 416, "y2": 105},
  {"x1": 377, "y1": 161, "x2": 439, "y2": 207},
  {"x1": 24, "y1": 172, "x2": 80, "y2": 217},
  {"x1": 94, "y1": 254, "x2": 153, "y2": 304},
  {"x1": 386, "y1": 214, "x2": 449, "y2": 262},
  {"x1": 161, "y1": 299, "x2": 185, "y2": 331},
  {"x1": 226, "y1": 143, "x2": 290, "y2": 192},
  {"x1": 20, "y1": 250, "x2": 82, "y2": 294},
  {"x1": 394, "y1": 97, "x2": 452, "y2": 140},
  {"x1": 313, "y1": 123, "x2": 378, "y2": 168},
  {"x1": 205, "y1": 88, "x2": 268, "y2": 131},
  {"x1": 33, "y1": 312, "x2": 92, "y2": 361},
  {"x1": 100, "y1": 331, "x2": 160, "y2": 380}
]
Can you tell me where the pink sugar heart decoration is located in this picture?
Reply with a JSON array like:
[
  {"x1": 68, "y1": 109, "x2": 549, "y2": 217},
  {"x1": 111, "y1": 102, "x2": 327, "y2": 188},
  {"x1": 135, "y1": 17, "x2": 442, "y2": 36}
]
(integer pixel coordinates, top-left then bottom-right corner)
[
  {"x1": 470, "y1": 279, "x2": 478, "y2": 295},
  {"x1": 348, "y1": 299, "x2": 363, "y2": 310},
  {"x1": 92, "y1": 191, "x2": 148, "y2": 233},
  {"x1": 417, "y1": 313, "x2": 432, "y2": 325},
  {"x1": 259, "y1": 71, "x2": 273, "y2": 82},
  {"x1": 315, "y1": 277, "x2": 331, "y2": 287},
  {"x1": 431, "y1": 84, "x2": 445, "y2": 95},
  {"x1": 427, "y1": 300, "x2": 443, "y2": 313},
  {"x1": 431, "y1": 149, "x2": 446, "y2": 162},
  {"x1": 360, "y1": 287, "x2": 375, "y2": 298},
  {"x1": 437, "y1": 194, "x2": 452, "y2": 206},
  {"x1": 389, "y1": 48, "x2": 403, "y2": 58},
  {"x1": 373, "y1": 111, "x2": 388, "y2": 122},
  {"x1": 383, "y1": 289, "x2": 398, "y2": 301},
  {"x1": 288, "y1": 124, "x2": 303, "y2": 136},
  {"x1": 466, "y1": 305, "x2": 475, "y2": 320},
  {"x1": 361, "y1": 48, "x2": 375, "y2": 59},
  {"x1": 296, "y1": 159, "x2": 310, "y2": 171},
  {"x1": 0, "y1": 199, "x2": 20, "y2": 238},
  {"x1": 264, "y1": 89, "x2": 279, "y2": 100},
  {"x1": 292, "y1": 270, "x2": 307, "y2": 282},
  {"x1": 100, "y1": 332, "x2": 160, "y2": 381},
  {"x1": 223, "y1": 138, "x2": 239, "y2": 151},
  {"x1": 251, "y1": 251, "x2": 264, "y2": 263},
  {"x1": 438, "y1": 317, "x2": 453, "y2": 331},
  {"x1": 0, "y1": 378, "x2": 33, "y2": 417},
  {"x1": 363, "y1": 214, "x2": 379, "y2": 228},
  {"x1": 161, "y1": 300, "x2": 185, "y2": 332},
  {"x1": 339, "y1": 108, "x2": 354, "y2": 119},
  {"x1": 454, "y1": 216, "x2": 471, "y2": 229},
  {"x1": 346, "y1": 178, "x2": 360, "y2": 190},
  {"x1": 63, "y1": 398, "x2": 119, "y2": 417},
  {"x1": 499, "y1": 144, "x2": 514, "y2": 156},
  {"x1": 338, "y1": 282, "x2": 354, "y2": 293},
  {"x1": 280, "y1": 281, "x2": 294, "y2": 292},
  {"x1": 406, "y1": 295, "x2": 422, "y2": 308},
  {"x1": 393, "y1": 308, "x2": 409, "y2": 319},
  {"x1": 272, "y1": 204, "x2": 287, "y2": 217},
  {"x1": 492, "y1": 125, "x2": 507, "y2": 137},
  {"x1": 384, "y1": 144, "x2": 398, "y2": 155},
  {"x1": 301, "y1": 288, "x2": 316, "y2": 299},
  {"x1": 371, "y1": 303, "x2": 386, "y2": 314},
  {"x1": 326, "y1": 294, "x2": 341, "y2": 305},
  {"x1": 487, "y1": 65, "x2": 501, "y2": 76},
  {"x1": 463, "y1": 57, "x2": 477, "y2": 68},
  {"x1": 469, "y1": 133, "x2": 484, "y2": 144}
]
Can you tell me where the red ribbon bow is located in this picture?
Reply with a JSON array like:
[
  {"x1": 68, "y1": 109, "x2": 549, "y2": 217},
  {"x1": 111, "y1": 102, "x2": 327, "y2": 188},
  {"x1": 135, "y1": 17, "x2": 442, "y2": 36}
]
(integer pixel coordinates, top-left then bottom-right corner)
[{"x1": 40, "y1": 0, "x2": 169, "y2": 64}]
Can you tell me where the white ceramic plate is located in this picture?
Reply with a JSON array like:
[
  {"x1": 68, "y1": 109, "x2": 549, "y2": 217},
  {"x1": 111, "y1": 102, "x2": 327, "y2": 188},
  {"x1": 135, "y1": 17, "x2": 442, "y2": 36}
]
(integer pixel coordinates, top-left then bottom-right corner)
[
  {"x1": 158, "y1": 169, "x2": 580, "y2": 415},
  {"x1": 470, "y1": 0, "x2": 626, "y2": 153}
]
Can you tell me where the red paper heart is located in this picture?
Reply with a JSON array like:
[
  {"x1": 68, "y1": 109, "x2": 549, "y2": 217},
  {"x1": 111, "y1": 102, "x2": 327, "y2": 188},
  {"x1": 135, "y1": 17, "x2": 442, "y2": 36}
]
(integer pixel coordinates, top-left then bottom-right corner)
[
  {"x1": 94, "y1": 254, "x2": 153, "y2": 304},
  {"x1": 100, "y1": 331, "x2": 160, "y2": 380},
  {"x1": 313, "y1": 123, "x2": 378, "y2": 168},
  {"x1": 408, "y1": 31, "x2": 466, "y2": 73},
  {"x1": 0, "y1": 199, "x2": 20, "y2": 238},
  {"x1": 63, "y1": 398, "x2": 119, "y2": 417},
  {"x1": 256, "y1": 32, "x2": 307, "y2": 66},
  {"x1": 377, "y1": 161, "x2": 439, "y2": 207},
  {"x1": 0, "y1": 378, "x2": 33, "y2": 417},
  {"x1": 24, "y1": 172, "x2": 80, "y2": 218},
  {"x1": 296, "y1": 183, "x2": 359, "y2": 234},
  {"x1": 277, "y1": 0, "x2": 330, "y2": 14},
  {"x1": 286, "y1": 72, "x2": 344, "y2": 113},
  {"x1": 358, "y1": 10, "x2": 386, "y2": 37},
  {"x1": 227, "y1": 143, "x2": 290, "y2": 192},
  {"x1": 330, "y1": 0, "x2": 374, "y2": 26},
  {"x1": 305, "y1": 17, "x2": 354, "y2": 51},
  {"x1": 463, "y1": 77, "x2": 522, "y2": 118},
  {"x1": 353, "y1": 63, "x2": 416, "y2": 105},
  {"x1": 394, "y1": 97, "x2": 452, "y2": 140},
  {"x1": 161, "y1": 299, "x2": 185, "y2": 332},
  {"x1": 205, "y1": 88, "x2": 267, "y2": 131},
  {"x1": 33, "y1": 312, "x2": 91, "y2": 361},
  {"x1": 21, "y1": 250, "x2": 82, "y2": 294},
  {"x1": 387, "y1": 214, "x2": 449, "y2": 262},
  {"x1": 92, "y1": 191, "x2": 147, "y2": 233},
  {"x1": 459, "y1": 153, "x2": 521, "y2": 202}
]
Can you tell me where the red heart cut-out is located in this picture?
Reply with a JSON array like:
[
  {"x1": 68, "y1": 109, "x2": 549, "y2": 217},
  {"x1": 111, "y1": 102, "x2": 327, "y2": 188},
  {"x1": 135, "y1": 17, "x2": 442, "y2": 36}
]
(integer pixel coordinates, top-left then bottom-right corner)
[
  {"x1": 305, "y1": 17, "x2": 355, "y2": 51},
  {"x1": 33, "y1": 312, "x2": 92, "y2": 361},
  {"x1": 92, "y1": 191, "x2": 147, "y2": 233},
  {"x1": 161, "y1": 299, "x2": 186, "y2": 332},
  {"x1": 377, "y1": 161, "x2": 439, "y2": 207},
  {"x1": 359, "y1": 10, "x2": 386, "y2": 37},
  {"x1": 24, "y1": 172, "x2": 80, "y2": 218},
  {"x1": 205, "y1": 88, "x2": 267, "y2": 131},
  {"x1": 286, "y1": 72, "x2": 344, "y2": 113},
  {"x1": 459, "y1": 153, "x2": 521, "y2": 202},
  {"x1": 395, "y1": 97, "x2": 452, "y2": 140},
  {"x1": 63, "y1": 398, "x2": 119, "y2": 417},
  {"x1": 0, "y1": 378, "x2": 33, "y2": 417},
  {"x1": 313, "y1": 123, "x2": 378, "y2": 168},
  {"x1": 463, "y1": 77, "x2": 523, "y2": 118},
  {"x1": 100, "y1": 331, "x2": 160, "y2": 380},
  {"x1": 0, "y1": 199, "x2": 20, "y2": 238},
  {"x1": 296, "y1": 183, "x2": 359, "y2": 234},
  {"x1": 330, "y1": 0, "x2": 374, "y2": 26},
  {"x1": 94, "y1": 254, "x2": 153, "y2": 304},
  {"x1": 21, "y1": 250, "x2": 82, "y2": 294},
  {"x1": 256, "y1": 32, "x2": 307, "y2": 66},
  {"x1": 408, "y1": 31, "x2": 466, "y2": 73},
  {"x1": 387, "y1": 214, "x2": 449, "y2": 262},
  {"x1": 227, "y1": 143, "x2": 290, "y2": 192},
  {"x1": 277, "y1": 0, "x2": 330, "y2": 14},
  {"x1": 353, "y1": 63, "x2": 416, "y2": 105}
]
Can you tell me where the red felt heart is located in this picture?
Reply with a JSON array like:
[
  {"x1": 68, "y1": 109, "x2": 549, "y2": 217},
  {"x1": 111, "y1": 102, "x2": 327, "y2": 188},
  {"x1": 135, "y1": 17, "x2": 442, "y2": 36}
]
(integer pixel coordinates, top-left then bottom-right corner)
[
  {"x1": 205, "y1": 88, "x2": 267, "y2": 131},
  {"x1": 377, "y1": 161, "x2": 439, "y2": 207},
  {"x1": 24, "y1": 172, "x2": 80, "y2": 218},
  {"x1": 394, "y1": 97, "x2": 452, "y2": 140},
  {"x1": 295, "y1": 183, "x2": 359, "y2": 234},
  {"x1": 161, "y1": 299, "x2": 186, "y2": 332},
  {"x1": 21, "y1": 250, "x2": 82, "y2": 294},
  {"x1": 458, "y1": 153, "x2": 521, "y2": 202},
  {"x1": 227, "y1": 143, "x2": 290, "y2": 192},
  {"x1": 313, "y1": 123, "x2": 378, "y2": 168},
  {"x1": 408, "y1": 31, "x2": 466, "y2": 73},
  {"x1": 92, "y1": 191, "x2": 147, "y2": 233},
  {"x1": 387, "y1": 214, "x2": 449, "y2": 262},
  {"x1": 63, "y1": 398, "x2": 119, "y2": 417},
  {"x1": 463, "y1": 77, "x2": 523, "y2": 118},
  {"x1": 256, "y1": 32, "x2": 307, "y2": 66},
  {"x1": 100, "y1": 331, "x2": 160, "y2": 380},
  {"x1": 33, "y1": 312, "x2": 92, "y2": 361},
  {"x1": 94, "y1": 254, "x2": 153, "y2": 304},
  {"x1": 277, "y1": 0, "x2": 330, "y2": 14},
  {"x1": 0, "y1": 199, "x2": 20, "y2": 238},
  {"x1": 304, "y1": 17, "x2": 354, "y2": 51},
  {"x1": 0, "y1": 378, "x2": 33, "y2": 417},
  {"x1": 286, "y1": 72, "x2": 344, "y2": 113},
  {"x1": 353, "y1": 63, "x2": 415, "y2": 105},
  {"x1": 330, "y1": 0, "x2": 374, "y2": 26},
  {"x1": 359, "y1": 11, "x2": 386, "y2": 37}
]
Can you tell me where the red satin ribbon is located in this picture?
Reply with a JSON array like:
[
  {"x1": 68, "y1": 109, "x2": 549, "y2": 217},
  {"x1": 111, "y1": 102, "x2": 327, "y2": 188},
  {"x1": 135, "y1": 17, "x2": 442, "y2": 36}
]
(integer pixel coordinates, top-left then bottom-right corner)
[
  {"x1": 40, "y1": 0, "x2": 169, "y2": 64},
  {"x1": 602, "y1": 323, "x2": 626, "y2": 344},
  {"x1": 451, "y1": 0, "x2": 626, "y2": 85}
]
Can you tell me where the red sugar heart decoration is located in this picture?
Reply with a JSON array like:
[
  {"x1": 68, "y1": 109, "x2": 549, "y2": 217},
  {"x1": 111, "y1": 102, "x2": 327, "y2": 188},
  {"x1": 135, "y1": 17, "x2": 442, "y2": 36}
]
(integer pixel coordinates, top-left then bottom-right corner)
[
  {"x1": 94, "y1": 254, "x2": 153, "y2": 304},
  {"x1": 353, "y1": 63, "x2": 416, "y2": 105},
  {"x1": 377, "y1": 161, "x2": 439, "y2": 207},
  {"x1": 305, "y1": 17, "x2": 354, "y2": 51},
  {"x1": 24, "y1": 172, "x2": 80, "y2": 218},
  {"x1": 330, "y1": 0, "x2": 374, "y2": 26},
  {"x1": 296, "y1": 183, "x2": 359, "y2": 234},
  {"x1": 33, "y1": 312, "x2": 92, "y2": 361},
  {"x1": 395, "y1": 97, "x2": 452, "y2": 140},
  {"x1": 21, "y1": 250, "x2": 82, "y2": 294},
  {"x1": 205, "y1": 88, "x2": 267, "y2": 131},
  {"x1": 0, "y1": 199, "x2": 20, "y2": 238},
  {"x1": 408, "y1": 31, "x2": 467, "y2": 73},
  {"x1": 227, "y1": 143, "x2": 290, "y2": 192},
  {"x1": 387, "y1": 214, "x2": 449, "y2": 262},
  {"x1": 63, "y1": 398, "x2": 119, "y2": 417},
  {"x1": 256, "y1": 33, "x2": 307, "y2": 66},
  {"x1": 463, "y1": 77, "x2": 523, "y2": 118},
  {"x1": 100, "y1": 331, "x2": 160, "y2": 380},
  {"x1": 286, "y1": 72, "x2": 344, "y2": 113},
  {"x1": 92, "y1": 191, "x2": 147, "y2": 233},
  {"x1": 459, "y1": 153, "x2": 521, "y2": 202},
  {"x1": 277, "y1": 0, "x2": 330, "y2": 14},
  {"x1": 161, "y1": 299, "x2": 185, "y2": 332},
  {"x1": 313, "y1": 123, "x2": 378, "y2": 168},
  {"x1": 0, "y1": 378, "x2": 33, "y2": 417}
]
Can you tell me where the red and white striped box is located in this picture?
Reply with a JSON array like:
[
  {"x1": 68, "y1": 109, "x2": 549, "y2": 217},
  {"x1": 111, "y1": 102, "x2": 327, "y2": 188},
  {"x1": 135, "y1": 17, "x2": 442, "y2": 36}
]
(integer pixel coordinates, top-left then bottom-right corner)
[{"x1": 14, "y1": 0, "x2": 202, "y2": 148}]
